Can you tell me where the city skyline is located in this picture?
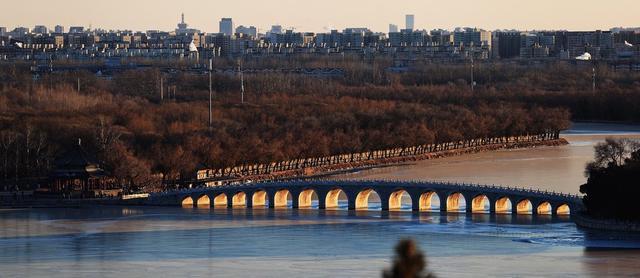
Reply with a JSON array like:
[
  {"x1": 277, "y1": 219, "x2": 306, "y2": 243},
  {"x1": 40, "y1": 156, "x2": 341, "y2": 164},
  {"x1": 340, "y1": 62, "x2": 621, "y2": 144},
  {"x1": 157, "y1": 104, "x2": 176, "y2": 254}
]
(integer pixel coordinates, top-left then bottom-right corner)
[{"x1": 2, "y1": 0, "x2": 639, "y2": 33}]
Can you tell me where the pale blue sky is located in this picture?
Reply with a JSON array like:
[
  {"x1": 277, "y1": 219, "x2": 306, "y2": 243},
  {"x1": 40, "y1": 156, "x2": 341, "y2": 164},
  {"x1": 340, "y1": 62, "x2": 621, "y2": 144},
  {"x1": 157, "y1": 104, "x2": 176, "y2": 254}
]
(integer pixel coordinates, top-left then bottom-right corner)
[{"x1": 4, "y1": 0, "x2": 639, "y2": 32}]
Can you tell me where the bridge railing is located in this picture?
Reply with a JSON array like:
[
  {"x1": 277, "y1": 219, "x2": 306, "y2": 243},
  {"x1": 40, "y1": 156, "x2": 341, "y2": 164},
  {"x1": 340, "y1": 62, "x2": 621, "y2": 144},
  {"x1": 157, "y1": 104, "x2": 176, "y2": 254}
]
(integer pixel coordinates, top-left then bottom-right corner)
[
  {"x1": 150, "y1": 179, "x2": 583, "y2": 201},
  {"x1": 328, "y1": 179, "x2": 583, "y2": 200}
]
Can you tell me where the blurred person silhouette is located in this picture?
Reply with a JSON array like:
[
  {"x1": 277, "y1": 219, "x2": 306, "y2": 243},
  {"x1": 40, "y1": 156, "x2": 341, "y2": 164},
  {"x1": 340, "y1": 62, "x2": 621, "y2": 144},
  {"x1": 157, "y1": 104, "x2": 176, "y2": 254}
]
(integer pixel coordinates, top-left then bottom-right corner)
[{"x1": 383, "y1": 238, "x2": 435, "y2": 278}]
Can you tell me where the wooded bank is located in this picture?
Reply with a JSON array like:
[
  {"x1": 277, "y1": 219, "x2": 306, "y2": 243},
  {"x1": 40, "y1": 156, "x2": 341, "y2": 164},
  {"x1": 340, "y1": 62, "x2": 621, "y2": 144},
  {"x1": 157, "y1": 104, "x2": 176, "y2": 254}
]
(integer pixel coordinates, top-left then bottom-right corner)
[{"x1": 196, "y1": 132, "x2": 564, "y2": 184}]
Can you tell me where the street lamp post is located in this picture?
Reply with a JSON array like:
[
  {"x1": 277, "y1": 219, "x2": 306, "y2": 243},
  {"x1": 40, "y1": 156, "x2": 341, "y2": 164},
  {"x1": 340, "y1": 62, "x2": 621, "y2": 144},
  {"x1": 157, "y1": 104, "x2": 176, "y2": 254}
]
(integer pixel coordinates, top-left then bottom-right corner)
[
  {"x1": 470, "y1": 57, "x2": 475, "y2": 92},
  {"x1": 208, "y1": 59, "x2": 213, "y2": 129},
  {"x1": 238, "y1": 59, "x2": 245, "y2": 104},
  {"x1": 592, "y1": 66, "x2": 596, "y2": 93}
]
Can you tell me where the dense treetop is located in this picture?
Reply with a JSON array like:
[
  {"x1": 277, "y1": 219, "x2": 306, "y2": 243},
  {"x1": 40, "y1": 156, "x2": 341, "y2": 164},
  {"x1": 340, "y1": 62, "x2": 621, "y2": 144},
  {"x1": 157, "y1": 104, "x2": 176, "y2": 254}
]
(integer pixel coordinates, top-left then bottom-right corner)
[
  {"x1": 581, "y1": 138, "x2": 640, "y2": 221},
  {"x1": 3, "y1": 57, "x2": 638, "y2": 189}
]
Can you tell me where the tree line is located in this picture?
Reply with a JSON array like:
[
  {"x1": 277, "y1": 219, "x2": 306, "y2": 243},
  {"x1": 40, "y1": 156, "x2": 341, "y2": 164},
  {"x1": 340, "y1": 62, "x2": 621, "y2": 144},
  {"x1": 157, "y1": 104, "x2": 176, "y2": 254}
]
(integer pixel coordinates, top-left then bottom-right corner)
[{"x1": 5, "y1": 58, "x2": 639, "y2": 191}]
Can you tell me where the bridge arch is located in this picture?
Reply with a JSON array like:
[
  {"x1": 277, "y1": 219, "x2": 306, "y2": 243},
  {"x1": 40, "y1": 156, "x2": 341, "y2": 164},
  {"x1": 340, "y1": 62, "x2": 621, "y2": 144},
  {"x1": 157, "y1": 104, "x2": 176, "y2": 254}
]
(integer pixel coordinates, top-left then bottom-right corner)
[
  {"x1": 274, "y1": 189, "x2": 292, "y2": 208},
  {"x1": 214, "y1": 193, "x2": 228, "y2": 207},
  {"x1": 389, "y1": 189, "x2": 412, "y2": 211},
  {"x1": 232, "y1": 192, "x2": 247, "y2": 208},
  {"x1": 537, "y1": 202, "x2": 552, "y2": 215},
  {"x1": 298, "y1": 189, "x2": 319, "y2": 209},
  {"x1": 556, "y1": 204, "x2": 571, "y2": 215},
  {"x1": 325, "y1": 188, "x2": 348, "y2": 210},
  {"x1": 516, "y1": 199, "x2": 533, "y2": 215},
  {"x1": 181, "y1": 196, "x2": 194, "y2": 208},
  {"x1": 163, "y1": 181, "x2": 580, "y2": 215},
  {"x1": 446, "y1": 192, "x2": 467, "y2": 212},
  {"x1": 495, "y1": 197, "x2": 512, "y2": 214},
  {"x1": 252, "y1": 190, "x2": 268, "y2": 208},
  {"x1": 471, "y1": 194, "x2": 490, "y2": 214},
  {"x1": 196, "y1": 195, "x2": 211, "y2": 208},
  {"x1": 356, "y1": 189, "x2": 381, "y2": 211},
  {"x1": 419, "y1": 191, "x2": 440, "y2": 212}
]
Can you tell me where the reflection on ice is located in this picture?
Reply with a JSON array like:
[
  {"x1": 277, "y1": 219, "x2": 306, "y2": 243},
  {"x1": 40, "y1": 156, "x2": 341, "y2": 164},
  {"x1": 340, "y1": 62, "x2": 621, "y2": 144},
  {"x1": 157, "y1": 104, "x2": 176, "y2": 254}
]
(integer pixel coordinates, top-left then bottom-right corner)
[{"x1": 1, "y1": 206, "x2": 640, "y2": 277}]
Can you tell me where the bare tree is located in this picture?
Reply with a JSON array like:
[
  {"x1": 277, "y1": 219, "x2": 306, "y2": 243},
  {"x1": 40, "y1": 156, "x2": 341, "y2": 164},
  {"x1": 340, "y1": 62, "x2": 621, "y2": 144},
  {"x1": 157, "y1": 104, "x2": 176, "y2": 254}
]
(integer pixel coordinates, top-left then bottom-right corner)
[
  {"x1": 31, "y1": 131, "x2": 49, "y2": 177},
  {"x1": 95, "y1": 117, "x2": 121, "y2": 155},
  {"x1": 0, "y1": 131, "x2": 17, "y2": 185},
  {"x1": 589, "y1": 138, "x2": 640, "y2": 170}
]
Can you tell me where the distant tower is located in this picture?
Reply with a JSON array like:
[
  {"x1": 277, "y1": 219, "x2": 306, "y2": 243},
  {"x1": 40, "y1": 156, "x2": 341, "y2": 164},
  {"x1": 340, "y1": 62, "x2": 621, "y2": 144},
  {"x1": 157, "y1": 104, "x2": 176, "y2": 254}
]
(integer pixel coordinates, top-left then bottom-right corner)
[
  {"x1": 220, "y1": 18, "x2": 234, "y2": 36},
  {"x1": 405, "y1": 14, "x2": 415, "y2": 31},
  {"x1": 178, "y1": 13, "x2": 188, "y2": 30}
]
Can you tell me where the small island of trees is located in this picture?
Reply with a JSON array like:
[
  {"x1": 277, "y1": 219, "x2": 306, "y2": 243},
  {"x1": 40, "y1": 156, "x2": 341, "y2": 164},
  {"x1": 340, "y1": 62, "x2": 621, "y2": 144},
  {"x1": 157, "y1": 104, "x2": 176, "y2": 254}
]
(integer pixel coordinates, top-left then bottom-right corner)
[{"x1": 581, "y1": 138, "x2": 640, "y2": 221}]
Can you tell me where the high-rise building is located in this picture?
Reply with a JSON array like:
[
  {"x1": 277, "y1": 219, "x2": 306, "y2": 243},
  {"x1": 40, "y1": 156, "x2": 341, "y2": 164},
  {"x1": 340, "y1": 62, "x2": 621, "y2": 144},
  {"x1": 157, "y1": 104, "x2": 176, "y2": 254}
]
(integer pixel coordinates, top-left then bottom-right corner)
[
  {"x1": 430, "y1": 29, "x2": 452, "y2": 45},
  {"x1": 454, "y1": 28, "x2": 492, "y2": 47},
  {"x1": 236, "y1": 25, "x2": 257, "y2": 38},
  {"x1": 0, "y1": 27, "x2": 6, "y2": 36},
  {"x1": 69, "y1": 26, "x2": 85, "y2": 33},
  {"x1": 54, "y1": 25, "x2": 65, "y2": 34},
  {"x1": 274, "y1": 30, "x2": 304, "y2": 46},
  {"x1": 615, "y1": 31, "x2": 640, "y2": 46},
  {"x1": 315, "y1": 30, "x2": 344, "y2": 48},
  {"x1": 270, "y1": 25, "x2": 283, "y2": 34},
  {"x1": 33, "y1": 25, "x2": 48, "y2": 34},
  {"x1": 343, "y1": 28, "x2": 370, "y2": 47},
  {"x1": 497, "y1": 32, "x2": 521, "y2": 59},
  {"x1": 520, "y1": 43, "x2": 550, "y2": 59},
  {"x1": 563, "y1": 30, "x2": 614, "y2": 59},
  {"x1": 389, "y1": 29, "x2": 427, "y2": 47},
  {"x1": 204, "y1": 33, "x2": 232, "y2": 55},
  {"x1": 267, "y1": 25, "x2": 283, "y2": 43},
  {"x1": 405, "y1": 15, "x2": 415, "y2": 31},
  {"x1": 10, "y1": 27, "x2": 30, "y2": 38},
  {"x1": 389, "y1": 24, "x2": 398, "y2": 33},
  {"x1": 219, "y1": 18, "x2": 234, "y2": 36}
]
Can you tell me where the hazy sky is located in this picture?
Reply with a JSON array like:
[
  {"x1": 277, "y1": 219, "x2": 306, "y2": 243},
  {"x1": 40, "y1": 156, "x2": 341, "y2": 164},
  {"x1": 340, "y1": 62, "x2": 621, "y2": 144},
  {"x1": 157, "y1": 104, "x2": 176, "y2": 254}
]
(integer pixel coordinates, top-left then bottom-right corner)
[{"x1": 4, "y1": 0, "x2": 639, "y2": 33}]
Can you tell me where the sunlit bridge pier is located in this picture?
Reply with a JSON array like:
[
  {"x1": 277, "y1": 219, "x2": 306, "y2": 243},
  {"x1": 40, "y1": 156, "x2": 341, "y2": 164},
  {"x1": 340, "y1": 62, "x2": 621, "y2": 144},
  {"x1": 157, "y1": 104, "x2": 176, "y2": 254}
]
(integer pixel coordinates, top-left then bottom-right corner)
[{"x1": 148, "y1": 180, "x2": 582, "y2": 216}]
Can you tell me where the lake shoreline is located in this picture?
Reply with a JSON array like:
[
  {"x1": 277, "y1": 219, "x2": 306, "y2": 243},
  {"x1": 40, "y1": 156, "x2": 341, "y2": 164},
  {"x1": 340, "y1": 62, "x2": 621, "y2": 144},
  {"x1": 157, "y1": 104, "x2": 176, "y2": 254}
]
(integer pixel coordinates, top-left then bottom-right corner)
[
  {"x1": 572, "y1": 120, "x2": 640, "y2": 126},
  {"x1": 574, "y1": 212, "x2": 640, "y2": 233},
  {"x1": 0, "y1": 138, "x2": 569, "y2": 209},
  {"x1": 254, "y1": 138, "x2": 569, "y2": 182}
]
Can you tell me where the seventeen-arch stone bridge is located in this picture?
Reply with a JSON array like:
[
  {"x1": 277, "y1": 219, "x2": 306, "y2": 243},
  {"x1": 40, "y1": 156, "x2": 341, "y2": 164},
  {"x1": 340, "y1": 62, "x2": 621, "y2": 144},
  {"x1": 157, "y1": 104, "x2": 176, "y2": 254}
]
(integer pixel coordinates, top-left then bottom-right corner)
[{"x1": 147, "y1": 180, "x2": 583, "y2": 216}]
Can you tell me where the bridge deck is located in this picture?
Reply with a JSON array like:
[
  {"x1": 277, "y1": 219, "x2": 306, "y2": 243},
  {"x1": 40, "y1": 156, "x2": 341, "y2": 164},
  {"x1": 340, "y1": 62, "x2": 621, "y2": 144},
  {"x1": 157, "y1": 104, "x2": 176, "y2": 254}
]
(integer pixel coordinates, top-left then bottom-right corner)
[{"x1": 148, "y1": 179, "x2": 583, "y2": 215}]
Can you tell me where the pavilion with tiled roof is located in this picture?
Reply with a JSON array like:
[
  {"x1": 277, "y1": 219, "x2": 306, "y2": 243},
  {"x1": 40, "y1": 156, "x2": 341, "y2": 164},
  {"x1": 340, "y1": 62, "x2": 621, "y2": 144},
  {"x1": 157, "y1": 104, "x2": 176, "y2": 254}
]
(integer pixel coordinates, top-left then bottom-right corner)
[{"x1": 49, "y1": 140, "x2": 115, "y2": 197}]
